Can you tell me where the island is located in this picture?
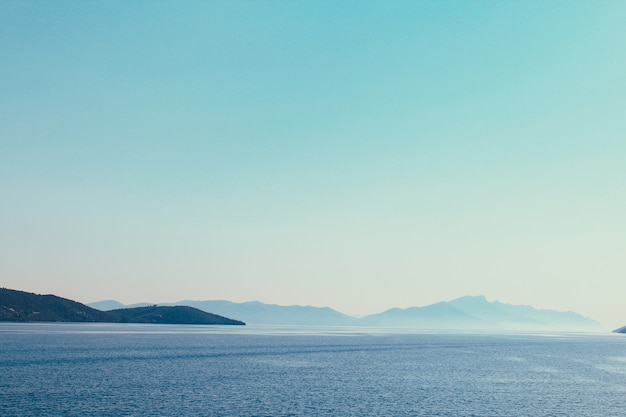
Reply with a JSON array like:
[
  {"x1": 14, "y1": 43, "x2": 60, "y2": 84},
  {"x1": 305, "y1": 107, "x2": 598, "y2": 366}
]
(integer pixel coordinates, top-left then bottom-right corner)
[
  {"x1": 613, "y1": 326, "x2": 626, "y2": 334},
  {"x1": 0, "y1": 288, "x2": 245, "y2": 325}
]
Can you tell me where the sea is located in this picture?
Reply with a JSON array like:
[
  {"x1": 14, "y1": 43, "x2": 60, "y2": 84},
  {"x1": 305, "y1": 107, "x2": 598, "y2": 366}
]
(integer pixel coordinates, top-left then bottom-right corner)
[{"x1": 1, "y1": 323, "x2": 625, "y2": 417}]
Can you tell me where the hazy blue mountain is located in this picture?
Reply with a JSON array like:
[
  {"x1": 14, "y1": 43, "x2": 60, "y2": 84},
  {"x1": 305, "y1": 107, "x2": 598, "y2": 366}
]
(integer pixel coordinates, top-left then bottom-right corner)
[
  {"x1": 612, "y1": 326, "x2": 626, "y2": 334},
  {"x1": 87, "y1": 300, "x2": 126, "y2": 311},
  {"x1": 86, "y1": 300, "x2": 153, "y2": 311},
  {"x1": 360, "y1": 296, "x2": 601, "y2": 330},
  {"x1": 167, "y1": 300, "x2": 358, "y2": 326},
  {"x1": 88, "y1": 295, "x2": 601, "y2": 330},
  {"x1": 447, "y1": 295, "x2": 599, "y2": 329},
  {"x1": 360, "y1": 301, "x2": 490, "y2": 329}
]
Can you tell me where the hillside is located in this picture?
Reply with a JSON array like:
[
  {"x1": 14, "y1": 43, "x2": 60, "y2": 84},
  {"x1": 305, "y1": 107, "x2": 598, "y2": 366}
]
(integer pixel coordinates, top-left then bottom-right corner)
[
  {"x1": 0, "y1": 288, "x2": 244, "y2": 325},
  {"x1": 1, "y1": 288, "x2": 118, "y2": 322},
  {"x1": 110, "y1": 305, "x2": 244, "y2": 325}
]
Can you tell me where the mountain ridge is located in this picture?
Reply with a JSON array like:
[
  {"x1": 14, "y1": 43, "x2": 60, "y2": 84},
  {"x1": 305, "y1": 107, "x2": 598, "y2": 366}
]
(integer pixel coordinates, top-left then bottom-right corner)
[{"x1": 89, "y1": 294, "x2": 601, "y2": 330}]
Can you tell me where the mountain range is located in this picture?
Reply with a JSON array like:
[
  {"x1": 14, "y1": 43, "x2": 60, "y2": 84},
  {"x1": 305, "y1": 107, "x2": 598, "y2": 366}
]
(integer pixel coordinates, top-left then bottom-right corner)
[{"x1": 89, "y1": 295, "x2": 601, "y2": 331}]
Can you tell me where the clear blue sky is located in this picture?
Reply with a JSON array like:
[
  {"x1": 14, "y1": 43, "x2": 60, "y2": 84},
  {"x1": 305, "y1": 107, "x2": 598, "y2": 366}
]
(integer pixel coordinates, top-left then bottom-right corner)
[{"x1": 1, "y1": 1, "x2": 625, "y2": 328}]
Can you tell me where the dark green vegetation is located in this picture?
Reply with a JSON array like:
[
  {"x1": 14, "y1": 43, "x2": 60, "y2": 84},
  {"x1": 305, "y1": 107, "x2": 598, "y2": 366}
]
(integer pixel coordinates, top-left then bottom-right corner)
[
  {"x1": 110, "y1": 305, "x2": 245, "y2": 325},
  {"x1": 0, "y1": 288, "x2": 117, "y2": 322},
  {"x1": 0, "y1": 288, "x2": 244, "y2": 325}
]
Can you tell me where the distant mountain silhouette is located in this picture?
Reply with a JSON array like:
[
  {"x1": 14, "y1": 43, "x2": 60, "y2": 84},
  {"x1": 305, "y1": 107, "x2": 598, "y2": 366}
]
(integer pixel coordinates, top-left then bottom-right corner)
[
  {"x1": 164, "y1": 300, "x2": 359, "y2": 326},
  {"x1": 87, "y1": 299, "x2": 126, "y2": 311},
  {"x1": 0, "y1": 288, "x2": 244, "y2": 325},
  {"x1": 360, "y1": 296, "x2": 600, "y2": 330},
  {"x1": 92, "y1": 299, "x2": 357, "y2": 326},
  {"x1": 360, "y1": 300, "x2": 489, "y2": 328},
  {"x1": 89, "y1": 294, "x2": 601, "y2": 330}
]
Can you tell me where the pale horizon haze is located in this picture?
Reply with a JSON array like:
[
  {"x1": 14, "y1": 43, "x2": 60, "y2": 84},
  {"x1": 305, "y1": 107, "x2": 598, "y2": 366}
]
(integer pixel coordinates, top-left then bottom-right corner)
[{"x1": 1, "y1": 1, "x2": 625, "y2": 329}]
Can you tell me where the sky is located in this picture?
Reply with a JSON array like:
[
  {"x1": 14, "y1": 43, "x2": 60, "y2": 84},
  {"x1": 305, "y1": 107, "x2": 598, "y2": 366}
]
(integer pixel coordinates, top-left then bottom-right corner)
[{"x1": 1, "y1": 1, "x2": 625, "y2": 329}]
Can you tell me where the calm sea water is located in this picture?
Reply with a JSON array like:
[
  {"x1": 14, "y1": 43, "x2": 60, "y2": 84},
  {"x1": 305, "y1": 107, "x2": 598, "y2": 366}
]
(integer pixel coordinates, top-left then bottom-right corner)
[{"x1": 1, "y1": 323, "x2": 625, "y2": 416}]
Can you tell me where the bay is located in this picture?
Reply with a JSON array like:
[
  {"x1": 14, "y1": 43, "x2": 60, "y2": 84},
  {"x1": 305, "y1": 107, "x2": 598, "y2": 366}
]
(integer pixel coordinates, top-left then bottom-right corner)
[{"x1": 1, "y1": 323, "x2": 626, "y2": 416}]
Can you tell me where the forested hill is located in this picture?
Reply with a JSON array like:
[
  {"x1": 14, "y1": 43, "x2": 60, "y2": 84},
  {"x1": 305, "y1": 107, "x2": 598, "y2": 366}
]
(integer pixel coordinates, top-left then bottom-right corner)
[
  {"x1": 110, "y1": 305, "x2": 245, "y2": 325},
  {"x1": 0, "y1": 288, "x2": 118, "y2": 322},
  {"x1": 0, "y1": 288, "x2": 244, "y2": 325}
]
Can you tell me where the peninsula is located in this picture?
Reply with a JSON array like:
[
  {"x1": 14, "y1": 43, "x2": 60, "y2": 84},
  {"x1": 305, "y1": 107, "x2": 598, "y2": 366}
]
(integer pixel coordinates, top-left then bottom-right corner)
[{"x1": 0, "y1": 288, "x2": 245, "y2": 325}]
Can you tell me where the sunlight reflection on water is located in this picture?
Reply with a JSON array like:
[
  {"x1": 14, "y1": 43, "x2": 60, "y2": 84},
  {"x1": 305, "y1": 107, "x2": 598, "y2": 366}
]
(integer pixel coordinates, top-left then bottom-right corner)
[{"x1": 2, "y1": 323, "x2": 626, "y2": 416}]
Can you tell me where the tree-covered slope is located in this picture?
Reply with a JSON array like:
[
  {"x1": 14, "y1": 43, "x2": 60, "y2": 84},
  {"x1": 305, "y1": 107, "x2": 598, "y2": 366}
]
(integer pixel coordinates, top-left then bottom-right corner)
[
  {"x1": 0, "y1": 288, "x2": 118, "y2": 322},
  {"x1": 109, "y1": 305, "x2": 244, "y2": 325},
  {"x1": 0, "y1": 288, "x2": 244, "y2": 325}
]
